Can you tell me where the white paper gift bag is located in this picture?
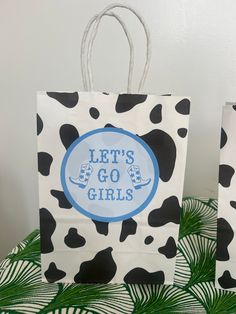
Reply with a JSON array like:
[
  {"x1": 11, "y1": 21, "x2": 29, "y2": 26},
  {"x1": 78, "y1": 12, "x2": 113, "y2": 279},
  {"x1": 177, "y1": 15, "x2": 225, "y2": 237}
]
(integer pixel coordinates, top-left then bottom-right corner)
[
  {"x1": 216, "y1": 103, "x2": 236, "y2": 291},
  {"x1": 38, "y1": 4, "x2": 191, "y2": 284}
]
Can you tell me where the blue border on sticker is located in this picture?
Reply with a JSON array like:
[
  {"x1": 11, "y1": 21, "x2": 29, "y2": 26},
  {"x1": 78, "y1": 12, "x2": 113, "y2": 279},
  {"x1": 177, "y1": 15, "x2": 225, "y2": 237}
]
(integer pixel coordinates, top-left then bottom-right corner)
[{"x1": 61, "y1": 127, "x2": 159, "y2": 222}]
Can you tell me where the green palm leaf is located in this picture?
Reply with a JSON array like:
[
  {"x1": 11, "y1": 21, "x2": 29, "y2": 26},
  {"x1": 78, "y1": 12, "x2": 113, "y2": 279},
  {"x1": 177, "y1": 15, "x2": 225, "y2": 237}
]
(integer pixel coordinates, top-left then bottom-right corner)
[
  {"x1": 43, "y1": 283, "x2": 133, "y2": 314},
  {"x1": 190, "y1": 282, "x2": 236, "y2": 314},
  {"x1": 209, "y1": 199, "x2": 218, "y2": 210},
  {"x1": 176, "y1": 234, "x2": 216, "y2": 288},
  {"x1": 179, "y1": 198, "x2": 216, "y2": 240},
  {"x1": 194, "y1": 197, "x2": 218, "y2": 211},
  {"x1": 0, "y1": 232, "x2": 40, "y2": 275},
  {"x1": 0, "y1": 260, "x2": 58, "y2": 313},
  {"x1": 7, "y1": 230, "x2": 40, "y2": 265},
  {"x1": 0, "y1": 259, "x2": 10, "y2": 277},
  {"x1": 174, "y1": 249, "x2": 191, "y2": 287},
  {"x1": 46, "y1": 308, "x2": 94, "y2": 314},
  {"x1": 126, "y1": 284, "x2": 204, "y2": 313}
]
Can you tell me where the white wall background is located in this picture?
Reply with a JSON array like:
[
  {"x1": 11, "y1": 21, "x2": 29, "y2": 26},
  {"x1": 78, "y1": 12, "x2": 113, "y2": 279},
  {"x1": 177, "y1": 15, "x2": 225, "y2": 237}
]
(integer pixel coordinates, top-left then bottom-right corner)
[{"x1": 1, "y1": 0, "x2": 236, "y2": 260}]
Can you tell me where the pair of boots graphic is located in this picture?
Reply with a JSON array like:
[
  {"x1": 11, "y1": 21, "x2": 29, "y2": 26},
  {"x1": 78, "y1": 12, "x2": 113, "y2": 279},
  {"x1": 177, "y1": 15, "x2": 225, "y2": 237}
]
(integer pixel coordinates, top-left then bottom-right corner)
[{"x1": 69, "y1": 164, "x2": 151, "y2": 190}]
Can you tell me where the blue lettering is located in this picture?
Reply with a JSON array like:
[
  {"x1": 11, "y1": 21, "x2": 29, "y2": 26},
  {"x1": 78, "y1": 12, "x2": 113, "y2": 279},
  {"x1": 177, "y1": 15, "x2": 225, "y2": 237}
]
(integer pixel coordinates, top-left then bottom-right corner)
[
  {"x1": 105, "y1": 188, "x2": 115, "y2": 200},
  {"x1": 126, "y1": 150, "x2": 134, "y2": 164},
  {"x1": 99, "y1": 149, "x2": 109, "y2": 163},
  {"x1": 98, "y1": 188, "x2": 104, "y2": 200},
  {"x1": 110, "y1": 149, "x2": 120, "y2": 163},
  {"x1": 88, "y1": 188, "x2": 96, "y2": 200},
  {"x1": 117, "y1": 188, "x2": 125, "y2": 201},
  {"x1": 126, "y1": 189, "x2": 133, "y2": 201},
  {"x1": 89, "y1": 149, "x2": 99, "y2": 163},
  {"x1": 98, "y1": 168, "x2": 108, "y2": 182},
  {"x1": 110, "y1": 169, "x2": 120, "y2": 182},
  {"x1": 88, "y1": 188, "x2": 133, "y2": 201}
]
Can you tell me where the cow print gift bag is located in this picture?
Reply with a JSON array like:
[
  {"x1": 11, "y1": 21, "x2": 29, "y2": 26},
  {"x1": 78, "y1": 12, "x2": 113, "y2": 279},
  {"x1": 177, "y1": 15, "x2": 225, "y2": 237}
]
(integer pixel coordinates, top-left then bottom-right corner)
[
  {"x1": 38, "y1": 4, "x2": 190, "y2": 284},
  {"x1": 216, "y1": 103, "x2": 236, "y2": 291}
]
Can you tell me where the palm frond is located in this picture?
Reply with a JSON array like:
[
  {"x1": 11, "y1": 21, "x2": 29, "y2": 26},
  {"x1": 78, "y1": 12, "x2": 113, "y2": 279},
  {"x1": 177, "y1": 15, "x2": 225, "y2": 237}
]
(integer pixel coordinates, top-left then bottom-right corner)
[
  {"x1": 126, "y1": 284, "x2": 205, "y2": 313},
  {"x1": 0, "y1": 259, "x2": 10, "y2": 276},
  {"x1": 0, "y1": 260, "x2": 58, "y2": 313},
  {"x1": 174, "y1": 249, "x2": 191, "y2": 287},
  {"x1": 176, "y1": 234, "x2": 216, "y2": 288},
  {"x1": 180, "y1": 198, "x2": 216, "y2": 240},
  {"x1": 43, "y1": 283, "x2": 133, "y2": 314},
  {"x1": 7, "y1": 230, "x2": 40, "y2": 265},
  {"x1": 190, "y1": 281, "x2": 236, "y2": 314},
  {"x1": 45, "y1": 308, "x2": 93, "y2": 314}
]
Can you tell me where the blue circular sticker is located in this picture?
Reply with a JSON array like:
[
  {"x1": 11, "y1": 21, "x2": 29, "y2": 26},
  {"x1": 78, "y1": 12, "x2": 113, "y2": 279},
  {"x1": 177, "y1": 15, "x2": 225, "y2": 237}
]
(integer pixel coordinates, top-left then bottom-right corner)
[{"x1": 61, "y1": 128, "x2": 159, "y2": 222}]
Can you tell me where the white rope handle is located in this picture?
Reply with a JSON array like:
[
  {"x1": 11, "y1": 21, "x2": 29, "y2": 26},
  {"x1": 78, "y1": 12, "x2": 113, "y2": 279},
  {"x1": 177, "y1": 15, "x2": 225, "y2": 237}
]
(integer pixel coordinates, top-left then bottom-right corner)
[
  {"x1": 86, "y1": 3, "x2": 151, "y2": 93},
  {"x1": 81, "y1": 12, "x2": 134, "y2": 92}
]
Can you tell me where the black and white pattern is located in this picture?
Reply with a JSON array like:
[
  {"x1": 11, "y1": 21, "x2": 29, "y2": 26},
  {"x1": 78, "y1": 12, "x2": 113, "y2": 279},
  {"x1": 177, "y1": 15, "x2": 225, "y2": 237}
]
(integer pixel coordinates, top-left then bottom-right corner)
[
  {"x1": 37, "y1": 91, "x2": 190, "y2": 284},
  {"x1": 216, "y1": 104, "x2": 236, "y2": 291}
]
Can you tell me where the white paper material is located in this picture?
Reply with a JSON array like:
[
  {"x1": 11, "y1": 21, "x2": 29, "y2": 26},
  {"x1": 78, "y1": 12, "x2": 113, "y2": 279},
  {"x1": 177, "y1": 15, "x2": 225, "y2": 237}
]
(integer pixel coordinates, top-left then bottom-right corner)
[
  {"x1": 37, "y1": 91, "x2": 190, "y2": 284},
  {"x1": 216, "y1": 103, "x2": 236, "y2": 291}
]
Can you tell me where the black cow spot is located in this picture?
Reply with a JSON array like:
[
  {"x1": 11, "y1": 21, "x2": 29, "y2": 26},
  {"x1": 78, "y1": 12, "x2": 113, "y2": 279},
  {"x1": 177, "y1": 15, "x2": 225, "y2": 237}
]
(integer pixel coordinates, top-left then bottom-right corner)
[
  {"x1": 104, "y1": 123, "x2": 115, "y2": 128},
  {"x1": 219, "y1": 164, "x2": 235, "y2": 187},
  {"x1": 119, "y1": 218, "x2": 137, "y2": 242},
  {"x1": 233, "y1": 105, "x2": 236, "y2": 111},
  {"x1": 92, "y1": 220, "x2": 109, "y2": 236},
  {"x1": 89, "y1": 107, "x2": 100, "y2": 119},
  {"x1": 47, "y1": 92, "x2": 78, "y2": 108},
  {"x1": 148, "y1": 196, "x2": 181, "y2": 227},
  {"x1": 216, "y1": 218, "x2": 234, "y2": 261},
  {"x1": 103, "y1": 92, "x2": 109, "y2": 95},
  {"x1": 37, "y1": 114, "x2": 43, "y2": 135},
  {"x1": 140, "y1": 130, "x2": 176, "y2": 182},
  {"x1": 39, "y1": 208, "x2": 56, "y2": 254},
  {"x1": 74, "y1": 247, "x2": 116, "y2": 283},
  {"x1": 38, "y1": 152, "x2": 53, "y2": 176},
  {"x1": 230, "y1": 201, "x2": 236, "y2": 209},
  {"x1": 115, "y1": 94, "x2": 147, "y2": 113},
  {"x1": 175, "y1": 98, "x2": 190, "y2": 115},
  {"x1": 158, "y1": 237, "x2": 177, "y2": 258},
  {"x1": 221, "y1": 128, "x2": 228, "y2": 149},
  {"x1": 218, "y1": 270, "x2": 236, "y2": 289},
  {"x1": 177, "y1": 128, "x2": 187, "y2": 138},
  {"x1": 124, "y1": 268, "x2": 165, "y2": 284},
  {"x1": 144, "y1": 235, "x2": 154, "y2": 245},
  {"x1": 50, "y1": 190, "x2": 72, "y2": 209},
  {"x1": 64, "y1": 228, "x2": 86, "y2": 248},
  {"x1": 150, "y1": 104, "x2": 162, "y2": 124},
  {"x1": 44, "y1": 262, "x2": 66, "y2": 283},
  {"x1": 59, "y1": 124, "x2": 79, "y2": 150}
]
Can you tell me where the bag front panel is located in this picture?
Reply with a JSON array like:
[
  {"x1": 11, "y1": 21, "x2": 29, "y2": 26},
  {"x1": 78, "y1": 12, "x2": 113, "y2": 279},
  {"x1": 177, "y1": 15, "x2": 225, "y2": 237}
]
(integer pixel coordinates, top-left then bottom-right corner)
[{"x1": 37, "y1": 91, "x2": 190, "y2": 284}]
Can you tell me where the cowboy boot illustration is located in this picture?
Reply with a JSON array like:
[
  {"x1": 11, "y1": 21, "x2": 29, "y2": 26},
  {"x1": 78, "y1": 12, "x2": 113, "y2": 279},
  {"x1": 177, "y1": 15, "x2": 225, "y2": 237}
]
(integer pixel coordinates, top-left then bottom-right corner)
[
  {"x1": 69, "y1": 163, "x2": 93, "y2": 189},
  {"x1": 127, "y1": 165, "x2": 151, "y2": 190}
]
